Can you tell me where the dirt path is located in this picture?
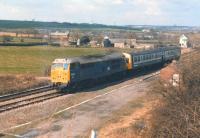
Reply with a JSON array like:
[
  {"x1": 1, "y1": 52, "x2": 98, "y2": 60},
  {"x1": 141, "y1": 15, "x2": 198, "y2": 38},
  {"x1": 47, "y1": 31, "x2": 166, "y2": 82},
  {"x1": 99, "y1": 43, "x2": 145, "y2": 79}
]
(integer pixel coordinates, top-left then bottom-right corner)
[{"x1": 14, "y1": 79, "x2": 152, "y2": 138}]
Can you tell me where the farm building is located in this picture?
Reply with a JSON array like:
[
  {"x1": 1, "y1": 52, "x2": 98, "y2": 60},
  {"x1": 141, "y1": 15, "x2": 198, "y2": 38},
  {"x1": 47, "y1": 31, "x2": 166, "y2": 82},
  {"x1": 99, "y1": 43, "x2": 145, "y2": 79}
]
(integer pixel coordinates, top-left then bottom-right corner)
[
  {"x1": 49, "y1": 31, "x2": 70, "y2": 46},
  {"x1": 110, "y1": 39, "x2": 136, "y2": 48},
  {"x1": 50, "y1": 31, "x2": 70, "y2": 40},
  {"x1": 179, "y1": 34, "x2": 188, "y2": 48},
  {"x1": 103, "y1": 36, "x2": 112, "y2": 47}
]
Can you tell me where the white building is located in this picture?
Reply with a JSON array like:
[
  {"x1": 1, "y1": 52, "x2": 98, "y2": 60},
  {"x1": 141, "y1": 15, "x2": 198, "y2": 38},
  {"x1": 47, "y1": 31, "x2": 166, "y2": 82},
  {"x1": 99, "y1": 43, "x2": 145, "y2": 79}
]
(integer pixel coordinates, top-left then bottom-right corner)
[
  {"x1": 50, "y1": 31, "x2": 70, "y2": 39},
  {"x1": 110, "y1": 39, "x2": 136, "y2": 48},
  {"x1": 179, "y1": 34, "x2": 188, "y2": 48}
]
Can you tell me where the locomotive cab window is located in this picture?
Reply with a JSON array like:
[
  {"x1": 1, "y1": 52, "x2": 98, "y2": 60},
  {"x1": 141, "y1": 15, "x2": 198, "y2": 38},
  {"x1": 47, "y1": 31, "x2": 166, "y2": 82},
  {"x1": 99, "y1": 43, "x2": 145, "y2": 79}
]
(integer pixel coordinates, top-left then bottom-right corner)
[
  {"x1": 51, "y1": 63, "x2": 63, "y2": 70},
  {"x1": 63, "y1": 64, "x2": 68, "y2": 70}
]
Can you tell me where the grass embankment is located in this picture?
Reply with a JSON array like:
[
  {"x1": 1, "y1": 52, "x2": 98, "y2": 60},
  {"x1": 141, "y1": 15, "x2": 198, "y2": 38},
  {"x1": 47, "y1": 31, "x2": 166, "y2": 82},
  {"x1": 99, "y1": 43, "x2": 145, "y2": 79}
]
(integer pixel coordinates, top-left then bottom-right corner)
[
  {"x1": 147, "y1": 49, "x2": 200, "y2": 138},
  {"x1": 0, "y1": 46, "x2": 108, "y2": 75}
]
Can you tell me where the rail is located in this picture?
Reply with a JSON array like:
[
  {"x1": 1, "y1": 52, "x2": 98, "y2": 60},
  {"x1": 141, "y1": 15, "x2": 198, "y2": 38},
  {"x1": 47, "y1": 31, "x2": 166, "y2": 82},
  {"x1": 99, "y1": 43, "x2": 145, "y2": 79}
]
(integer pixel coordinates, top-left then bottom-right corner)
[{"x1": 0, "y1": 85, "x2": 53, "y2": 102}]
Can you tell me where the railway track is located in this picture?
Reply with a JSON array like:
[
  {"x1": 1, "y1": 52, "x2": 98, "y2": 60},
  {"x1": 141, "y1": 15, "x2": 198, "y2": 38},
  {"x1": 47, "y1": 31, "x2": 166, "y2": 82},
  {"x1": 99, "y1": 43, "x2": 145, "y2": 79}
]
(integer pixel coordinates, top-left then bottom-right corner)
[
  {"x1": 0, "y1": 91, "x2": 63, "y2": 113},
  {"x1": 0, "y1": 71, "x2": 159, "y2": 114},
  {"x1": 0, "y1": 85, "x2": 60, "y2": 113},
  {"x1": 0, "y1": 85, "x2": 54, "y2": 102}
]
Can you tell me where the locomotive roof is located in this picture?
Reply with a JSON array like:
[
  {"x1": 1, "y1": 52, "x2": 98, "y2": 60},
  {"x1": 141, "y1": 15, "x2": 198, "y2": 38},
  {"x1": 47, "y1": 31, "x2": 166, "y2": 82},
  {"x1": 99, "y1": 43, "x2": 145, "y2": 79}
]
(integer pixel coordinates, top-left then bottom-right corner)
[
  {"x1": 66, "y1": 52, "x2": 124, "y2": 64},
  {"x1": 130, "y1": 46, "x2": 180, "y2": 56}
]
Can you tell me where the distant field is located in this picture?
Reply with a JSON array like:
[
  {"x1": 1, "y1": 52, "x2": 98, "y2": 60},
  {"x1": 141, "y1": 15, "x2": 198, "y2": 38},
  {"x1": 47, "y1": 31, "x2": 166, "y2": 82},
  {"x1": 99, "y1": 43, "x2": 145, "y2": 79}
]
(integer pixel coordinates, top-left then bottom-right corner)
[
  {"x1": 0, "y1": 46, "x2": 108, "y2": 76},
  {"x1": 14, "y1": 37, "x2": 45, "y2": 43},
  {"x1": 0, "y1": 36, "x2": 45, "y2": 43}
]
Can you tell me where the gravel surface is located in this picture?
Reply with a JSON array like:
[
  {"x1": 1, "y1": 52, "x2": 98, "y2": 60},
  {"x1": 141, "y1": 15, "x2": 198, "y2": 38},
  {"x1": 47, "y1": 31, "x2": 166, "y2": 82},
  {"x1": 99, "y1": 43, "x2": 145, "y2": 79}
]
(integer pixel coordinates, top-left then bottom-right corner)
[{"x1": 20, "y1": 80, "x2": 151, "y2": 138}]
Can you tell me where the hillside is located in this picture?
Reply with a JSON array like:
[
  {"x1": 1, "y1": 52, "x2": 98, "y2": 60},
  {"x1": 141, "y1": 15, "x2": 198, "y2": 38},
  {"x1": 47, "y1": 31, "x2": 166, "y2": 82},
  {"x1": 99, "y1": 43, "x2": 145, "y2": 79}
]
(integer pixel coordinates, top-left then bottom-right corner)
[{"x1": 0, "y1": 20, "x2": 137, "y2": 30}]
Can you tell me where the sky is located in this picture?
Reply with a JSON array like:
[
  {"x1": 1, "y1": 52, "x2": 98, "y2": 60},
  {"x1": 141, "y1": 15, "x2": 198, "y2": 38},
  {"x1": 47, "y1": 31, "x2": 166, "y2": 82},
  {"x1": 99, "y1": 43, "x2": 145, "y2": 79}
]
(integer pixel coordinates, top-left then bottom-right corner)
[{"x1": 0, "y1": 0, "x2": 199, "y2": 26}]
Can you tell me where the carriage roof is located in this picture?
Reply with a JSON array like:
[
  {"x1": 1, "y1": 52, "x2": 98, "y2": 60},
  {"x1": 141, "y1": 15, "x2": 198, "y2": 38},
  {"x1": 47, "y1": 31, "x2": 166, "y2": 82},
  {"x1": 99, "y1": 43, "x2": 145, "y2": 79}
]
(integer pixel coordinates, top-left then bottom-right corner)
[{"x1": 130, "y1": 46, "x2": 180, "y2": 56}]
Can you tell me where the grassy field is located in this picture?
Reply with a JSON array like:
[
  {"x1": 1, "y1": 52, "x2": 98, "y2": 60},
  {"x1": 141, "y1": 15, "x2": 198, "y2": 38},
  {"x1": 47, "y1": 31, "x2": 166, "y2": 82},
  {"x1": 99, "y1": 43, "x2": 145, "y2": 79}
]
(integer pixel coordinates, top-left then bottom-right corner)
[
  {"x1": 0, "y1": 36, "x2": 45, "y2": 43},
  {"x1": 0, "y1": 46, "x2": 108, "y2": 76}
]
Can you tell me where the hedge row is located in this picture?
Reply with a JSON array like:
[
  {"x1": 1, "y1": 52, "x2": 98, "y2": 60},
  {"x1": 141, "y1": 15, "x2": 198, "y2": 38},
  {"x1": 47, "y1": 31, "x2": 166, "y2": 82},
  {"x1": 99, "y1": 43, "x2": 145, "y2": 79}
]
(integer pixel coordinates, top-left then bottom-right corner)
[{"x1": 0, "y1": 42, "x2": 48, "y2": 46}]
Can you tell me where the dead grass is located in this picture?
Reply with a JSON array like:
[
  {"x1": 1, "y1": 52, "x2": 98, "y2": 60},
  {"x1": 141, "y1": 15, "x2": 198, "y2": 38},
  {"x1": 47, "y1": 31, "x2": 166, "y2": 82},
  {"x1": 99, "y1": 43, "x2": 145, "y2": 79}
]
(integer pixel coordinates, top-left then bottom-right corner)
[
  {"x1": 145, "y1": 49, "x2": 200, "y2": 138},
  {"x1": 0, "y1": 74, "x2": 49, "y2": 95}
]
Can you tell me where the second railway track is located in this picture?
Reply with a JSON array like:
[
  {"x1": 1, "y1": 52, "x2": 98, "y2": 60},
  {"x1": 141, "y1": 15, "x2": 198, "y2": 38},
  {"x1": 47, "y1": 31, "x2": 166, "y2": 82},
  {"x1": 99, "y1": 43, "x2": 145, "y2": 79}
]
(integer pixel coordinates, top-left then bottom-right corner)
[
  {"x1": 0, "y1": 91, "x2": 63, "y2": 113},
  {"x1": 0, "y1": 85, "x2": 54, "y2": 102},
  {"x1": 0, "y1": 71, "x2": 160, "y2": 114},
  {"x1": 0, "y1": 85, "x2": 59, "y2": 113}
]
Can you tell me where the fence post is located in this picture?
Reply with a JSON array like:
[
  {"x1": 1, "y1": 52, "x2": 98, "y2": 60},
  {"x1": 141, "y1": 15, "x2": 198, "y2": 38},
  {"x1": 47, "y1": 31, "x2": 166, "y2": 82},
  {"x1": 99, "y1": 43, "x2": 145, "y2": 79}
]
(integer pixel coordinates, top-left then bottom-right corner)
[{"x1": 90, "y1": 129, "x2": 97, "y2": 138}]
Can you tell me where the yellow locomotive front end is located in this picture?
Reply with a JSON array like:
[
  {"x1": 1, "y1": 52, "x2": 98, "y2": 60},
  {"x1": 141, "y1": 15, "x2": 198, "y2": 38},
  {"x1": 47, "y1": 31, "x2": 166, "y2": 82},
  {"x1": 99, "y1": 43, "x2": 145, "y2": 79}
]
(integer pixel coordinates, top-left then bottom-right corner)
[
  {"x1": 123, "y1": 53, "x2": 133, "y2": 70},
  {"x1": 51, "y1": 59, "x2": 70, "y2": 86}
]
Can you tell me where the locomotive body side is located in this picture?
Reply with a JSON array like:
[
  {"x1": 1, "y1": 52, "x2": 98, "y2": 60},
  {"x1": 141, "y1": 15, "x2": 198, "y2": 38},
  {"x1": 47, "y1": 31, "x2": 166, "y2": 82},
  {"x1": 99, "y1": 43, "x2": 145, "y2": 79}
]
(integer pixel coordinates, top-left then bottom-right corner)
[
  {"x1": 69, "y1": 53, "x2": 127, "y2": 83},
  {"x1": 51, "y1": 53, "x2": 128, "y2": 89}
]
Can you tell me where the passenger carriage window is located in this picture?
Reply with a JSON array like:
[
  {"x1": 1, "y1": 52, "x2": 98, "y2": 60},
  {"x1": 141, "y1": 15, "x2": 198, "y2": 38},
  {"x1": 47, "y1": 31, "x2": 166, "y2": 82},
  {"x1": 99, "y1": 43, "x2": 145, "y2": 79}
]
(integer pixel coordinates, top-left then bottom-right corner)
[
  {"x1": 145, "y1": 55, "x2": 148, "y2": 60},
  {"x1": 143, "y1": 55, "x2": 145, "y2": 60},
  {"x1": 148, "y1": 54, "x2": 151, "y2": 59},
  {"x1": 144, "y1": 55, "x2": 146, "y2": 60},
  {"x1": 140, "y1": 55, "x2": 143, "y2": 61},
  {"x1": 134, "y1": 56, "x2": 138, "y2": 62},
  {"x1": 138, "y1": 56, "x2": 140, "y2": 62}
]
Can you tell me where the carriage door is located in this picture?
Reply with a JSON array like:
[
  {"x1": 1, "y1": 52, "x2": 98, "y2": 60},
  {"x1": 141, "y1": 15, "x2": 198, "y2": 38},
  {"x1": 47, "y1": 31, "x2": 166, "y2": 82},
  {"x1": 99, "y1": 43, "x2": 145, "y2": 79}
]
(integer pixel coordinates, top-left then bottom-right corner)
[{"x1": 70, "y1": 62, "x2": 80, "y2": 82}]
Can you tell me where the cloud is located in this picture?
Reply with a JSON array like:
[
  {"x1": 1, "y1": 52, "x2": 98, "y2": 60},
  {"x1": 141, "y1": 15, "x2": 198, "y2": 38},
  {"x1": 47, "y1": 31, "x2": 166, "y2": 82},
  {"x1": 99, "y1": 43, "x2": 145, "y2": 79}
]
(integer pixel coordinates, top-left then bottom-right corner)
[
  {"x1": 112, "y1": 0, "x2": 125, "y2": 5},
  {"x1": 0, "y1": 0, "x2": 199, "y2": 26}
]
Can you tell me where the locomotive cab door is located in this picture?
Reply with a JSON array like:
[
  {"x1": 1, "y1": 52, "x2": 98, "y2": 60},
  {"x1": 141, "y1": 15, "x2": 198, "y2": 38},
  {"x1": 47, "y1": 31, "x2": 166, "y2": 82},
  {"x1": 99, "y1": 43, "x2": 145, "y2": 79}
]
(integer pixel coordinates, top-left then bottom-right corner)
[{"x1": 70, "y1": 62, "x2": 80, "y2": 82}]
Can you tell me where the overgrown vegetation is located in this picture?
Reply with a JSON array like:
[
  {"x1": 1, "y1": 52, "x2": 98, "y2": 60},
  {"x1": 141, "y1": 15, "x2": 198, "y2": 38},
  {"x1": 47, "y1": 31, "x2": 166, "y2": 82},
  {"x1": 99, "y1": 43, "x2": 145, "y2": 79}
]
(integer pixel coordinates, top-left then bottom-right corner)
[
  {"x1": 0, "y1": 74, "x2": 48, "y2": 95},
  {"x1": 148, "y1": 49, "x2": 200, "y2": 138}
]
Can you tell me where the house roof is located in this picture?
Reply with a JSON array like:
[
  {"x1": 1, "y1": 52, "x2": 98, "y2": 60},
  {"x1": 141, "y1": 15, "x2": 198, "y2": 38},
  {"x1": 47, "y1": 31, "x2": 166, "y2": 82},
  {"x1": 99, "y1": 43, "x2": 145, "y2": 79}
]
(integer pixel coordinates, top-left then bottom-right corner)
[
  {"x1": 180, "y1": 34, "x2": 188, "y2": 40},
  {"x1": 110, "y1": 39, "x2": 135, "y2": 44},
  {"x1": 50, "y1": 31, "x2": 69, "y2": 36}
]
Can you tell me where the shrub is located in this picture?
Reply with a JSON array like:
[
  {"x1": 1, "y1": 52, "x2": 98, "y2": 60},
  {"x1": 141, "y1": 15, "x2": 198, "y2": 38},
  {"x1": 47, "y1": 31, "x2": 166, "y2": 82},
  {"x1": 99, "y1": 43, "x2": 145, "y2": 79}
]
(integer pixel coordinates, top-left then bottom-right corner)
[
  {"x1": 2, "y1": 36, "x2": 13, "y2": 43},
  {"x1": 148, "y1": 49, "x2": 200, "y2": 138}
]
